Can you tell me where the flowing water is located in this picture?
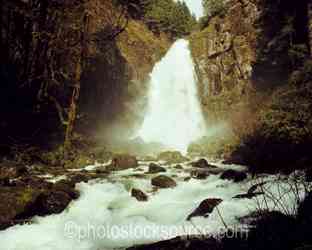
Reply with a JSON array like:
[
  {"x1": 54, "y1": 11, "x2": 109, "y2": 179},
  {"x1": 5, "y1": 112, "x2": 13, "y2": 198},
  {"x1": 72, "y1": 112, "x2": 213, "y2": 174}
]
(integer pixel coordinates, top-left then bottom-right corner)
[
  {"x1": 0, "y1": 160, "x2": 303, "y2": 250},
  {"x1": 0, "y1": 40, "x2": 304, "y2": 250},
  {"x1": 138, "y1": 39, "x2": 206, "y2": 153}
]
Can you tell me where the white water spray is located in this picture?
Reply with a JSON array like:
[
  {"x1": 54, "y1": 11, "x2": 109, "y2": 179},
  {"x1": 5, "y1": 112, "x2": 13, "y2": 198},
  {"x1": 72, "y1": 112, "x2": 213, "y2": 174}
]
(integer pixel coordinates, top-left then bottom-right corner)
[{"x1": 138, "y1": 39, "x2": 206, "y2": 152}]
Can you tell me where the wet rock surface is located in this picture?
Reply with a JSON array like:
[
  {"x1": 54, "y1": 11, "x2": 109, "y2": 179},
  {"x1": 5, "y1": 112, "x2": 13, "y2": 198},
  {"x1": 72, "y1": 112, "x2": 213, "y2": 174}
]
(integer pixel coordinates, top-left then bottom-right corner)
[
  {"x1": 148, "y1": 163, "x2": 166, "y2": 174},
  {"x1": 131, "y1": 188, "x2": 148, "y2": 202},
  {"x1": 190, "y1": 169, "x2": 209, "y2": 179},
  {"x1": 108, "y1": 154, "x2": 138, "y2": 171},
  {"x1": 0, "y1": 177, "x2": 79, "y2": 230},
  {"x1": 0, "y1": 160, "x2": 87, "y2": 230},
  {"x1": 191, "y1": 159, "x2": 216, "y2": 169},
  {"x1": 31, "y1": 190, "x2": 73, "y2": 216},
  {"x1": 186, "y1": 198, "x2": 223, "y2": 221},
  {"x1": 220, "y1": 169, "x2": 247, "y2": 182},
  {"x1": 174, "y1": 164, "x2": 184, "y2": 170},
  {"x1": 184, "y1": 177, "x2": 191, "y2": 182},
  {"x1": 151, "y1": 175, "x2": 177, "y2": 188}
]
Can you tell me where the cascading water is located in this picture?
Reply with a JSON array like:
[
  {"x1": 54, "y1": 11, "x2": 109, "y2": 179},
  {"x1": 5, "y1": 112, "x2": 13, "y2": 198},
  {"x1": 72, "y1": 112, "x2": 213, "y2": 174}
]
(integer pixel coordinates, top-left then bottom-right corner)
[{"x1": 138, "y1": 39, "x2": 206, "y2": 152}]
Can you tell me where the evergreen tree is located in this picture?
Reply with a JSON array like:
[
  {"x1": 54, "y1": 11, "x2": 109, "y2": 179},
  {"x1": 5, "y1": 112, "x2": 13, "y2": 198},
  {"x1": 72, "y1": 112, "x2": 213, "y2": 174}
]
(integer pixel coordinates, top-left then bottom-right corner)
[
  {"x1": 202, "y1": 0, "x2": 225, "y2": 18},
  {"x1": 143, "y1": 0, "x2": 197, "y2": 38}
]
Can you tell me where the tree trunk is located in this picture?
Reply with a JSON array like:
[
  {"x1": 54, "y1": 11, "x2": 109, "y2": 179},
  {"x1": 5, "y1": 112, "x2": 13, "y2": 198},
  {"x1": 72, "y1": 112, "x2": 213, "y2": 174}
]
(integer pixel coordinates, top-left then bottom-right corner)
[
  {"x1": 63, "y1": 13, "x2": 88, "y2": 155},
  {"x1": 64, "y1": 61, "x2": 81, "y2": 153}
]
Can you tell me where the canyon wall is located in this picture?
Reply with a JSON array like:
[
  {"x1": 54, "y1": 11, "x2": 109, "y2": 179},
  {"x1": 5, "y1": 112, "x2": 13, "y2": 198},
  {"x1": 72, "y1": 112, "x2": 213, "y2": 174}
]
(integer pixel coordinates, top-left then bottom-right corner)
[
  {"x1": 190, "y1": 0, "x2": 257, "y2": 123},
  {"x1": 189, "y1": 0, "x2": 312, "y2": 172}
]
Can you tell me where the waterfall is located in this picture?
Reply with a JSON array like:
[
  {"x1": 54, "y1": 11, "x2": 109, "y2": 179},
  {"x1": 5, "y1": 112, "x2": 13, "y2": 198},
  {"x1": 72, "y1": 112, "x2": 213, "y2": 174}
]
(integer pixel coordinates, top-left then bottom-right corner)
[{"x1": 138, "y1": 39, "x2": 206, "y2": 152}]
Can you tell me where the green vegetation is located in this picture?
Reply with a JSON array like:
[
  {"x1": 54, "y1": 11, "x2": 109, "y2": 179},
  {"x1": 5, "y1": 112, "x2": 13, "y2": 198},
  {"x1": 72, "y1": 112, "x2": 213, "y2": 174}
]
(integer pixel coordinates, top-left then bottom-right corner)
[
  {"x1": 114, "y1": 0, "x2": 197, "y2": 38},
  {"x1": 199, "y1": 0, "x2": 226, "y2": 30},
  {"x1": 143, "y1": 0, "x2": 197, "y2": 38},
  {"x1": 203, "y1": 0, "x2": 226, "y2": 17}
]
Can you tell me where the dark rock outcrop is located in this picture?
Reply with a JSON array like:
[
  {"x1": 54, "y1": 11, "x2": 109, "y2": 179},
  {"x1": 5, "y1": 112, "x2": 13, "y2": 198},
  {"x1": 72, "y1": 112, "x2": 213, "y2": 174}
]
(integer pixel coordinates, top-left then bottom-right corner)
[
  {"x1": 131, "y1": 188, "x2": 148, "y2": 202},
  {"x1": 33, "y1": 190, "x2": 72, "y2": 215},
  {"x1": 151, "y1": 175, "x2": 177, "y2": 188},
  {"x1": 174, "y1": 164, "x2": 184, "y2": 170},
  {"x1": 0, "y1": 177, "x2": 79, "y2": 230},
  {"x1": 189, "y1": 0, "x2": 312, "y2": 172},
  {"x1": 220, "y1": 169, "x2": 247, "y2": 182},
  {"x1": 191, "y1": 159, "x2": 216, "y2": 169},
  {"x1": 190, "y1": 169, "x2": 209, "y2": 180},
  {"x1": 108, "y1": 154, "x2": 138, "y2": 171},
  {"x1": 186, "y1": 198, "x2": 222, "y2": 221},
  {"x1": 184, "y1": 177, "x2": 191, "y2": 182},
  {"x1": 148, "y1": 163, "x2": 166, "y2": 174}
]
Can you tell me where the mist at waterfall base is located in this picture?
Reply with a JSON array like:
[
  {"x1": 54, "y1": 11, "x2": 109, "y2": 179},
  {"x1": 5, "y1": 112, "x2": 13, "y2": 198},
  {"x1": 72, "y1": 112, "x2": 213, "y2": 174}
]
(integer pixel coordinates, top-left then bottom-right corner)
[{"x1": 137, "y1": 39, "x2": 206, "y2": 153}]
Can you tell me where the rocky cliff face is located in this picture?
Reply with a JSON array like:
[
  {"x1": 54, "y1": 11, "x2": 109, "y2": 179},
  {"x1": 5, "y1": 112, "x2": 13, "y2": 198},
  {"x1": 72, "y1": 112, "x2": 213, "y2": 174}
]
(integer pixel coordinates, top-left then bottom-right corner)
[
  {"x1": 189, "y1": 0, "x2": 312, "y2": 171},
  {"x1": 190, "y1": 0, "x2": 258, "y2": 123},
  {"x1": 190, "y1": 0, "x2": 312, "y2": 122}
]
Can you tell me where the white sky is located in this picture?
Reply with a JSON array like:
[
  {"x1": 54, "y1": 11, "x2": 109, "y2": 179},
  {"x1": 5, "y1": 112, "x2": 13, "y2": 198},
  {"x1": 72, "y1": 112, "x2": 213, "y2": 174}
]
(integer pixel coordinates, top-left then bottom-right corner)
[{"x1": 178, "y1": 0, "x2": 204, "y2": 18}]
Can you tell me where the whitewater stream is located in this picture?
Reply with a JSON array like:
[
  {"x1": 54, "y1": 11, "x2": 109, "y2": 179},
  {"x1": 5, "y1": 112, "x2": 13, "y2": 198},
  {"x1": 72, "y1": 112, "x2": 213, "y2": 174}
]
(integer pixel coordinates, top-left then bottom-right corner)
[{"x1": 0, "y1": 40, "x2": 304, "y2": 250}]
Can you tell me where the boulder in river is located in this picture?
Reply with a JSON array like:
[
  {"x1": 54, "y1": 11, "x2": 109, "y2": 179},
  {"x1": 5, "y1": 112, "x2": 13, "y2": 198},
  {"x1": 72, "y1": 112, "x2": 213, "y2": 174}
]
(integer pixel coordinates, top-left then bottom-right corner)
[
  {"x1": 34, "y1": 190, "x2": 72, "y2": 215},
  {"x1": 151, "y1": 175, "x2": 177, "y2": 188},
  {"x1": 186, "y1": 198, "x2": 223, "y2": 221},
  {"x1": 0, "y1": 177, "x2": 79, "y2": 230},
  {"x1": 53, "y1": 181, "x2": 80, "y2": 200},
  {"x1": 220, "y1": 169, "x2": 247, "y2": 182},
  {"x1": 190, "y1": 169, "x2": 209, "y2": 179},
  {"x1": 174, "y1": 164, "x2": 184, "y2": 170},
  {"x1": 148, "y1": 163, "x2": 166, "y2": 174},
  {"x1": 108, "y1": 154, "x2": 138, "y2": 171},
  {"x1": 191, "y1": 158, "x2": 216, "y2": 169},
  {"x1": 131, "y1": 188, "x2": 148, "y2": 201},
  {"x1": 184, "y1": 177, "x2": 191, "y2": 182},
  {"x1": 157, "y1": 151, "x2": 189, "y2": 163}
]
